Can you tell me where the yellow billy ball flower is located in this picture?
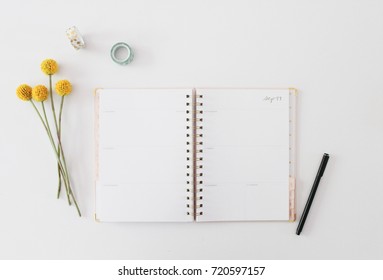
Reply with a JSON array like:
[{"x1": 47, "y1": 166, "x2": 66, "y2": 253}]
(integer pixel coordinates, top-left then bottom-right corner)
[
  {"x1": 41, "y1": 59, "x2": 58, "y2": 75},
  {"x1": 55, "y1": 80, "x2": 72, "y2": 96},
  {"x1": 32, "y1": 85, "x2": 49, "y2": 102},
  {"x1": 16, "y1": 84, "x2": 32, "y2": 101}
]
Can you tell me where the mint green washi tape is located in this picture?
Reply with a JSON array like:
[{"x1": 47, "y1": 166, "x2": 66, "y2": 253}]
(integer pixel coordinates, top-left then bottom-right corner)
[{"x1": 110, "y1": 42, "x2": 134, "y2": 65}]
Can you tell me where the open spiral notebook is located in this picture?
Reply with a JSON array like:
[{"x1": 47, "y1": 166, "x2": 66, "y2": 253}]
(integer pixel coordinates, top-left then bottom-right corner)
[{"x1": 94, "y1": 88, "x2": 297, "y2": 222}]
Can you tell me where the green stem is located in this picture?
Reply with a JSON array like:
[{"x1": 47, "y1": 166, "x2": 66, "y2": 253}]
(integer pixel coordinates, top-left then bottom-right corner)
[
  {"x1": 30, "y1": 100, "x2": 81, "y2": 216},
  {"x1": 57, "y1": 165, "x2": 62, "y2": 198},
  {"x1": 57, "y1": 140, "x2": 81, "y2": 216},
  {"x1": 59, "y1": 96, "x2": 64, "y2": 135},
  {"x1": 57, "y1": 96, "x2": 64, "y2": 198},
  {"x1": 30, "y1": 100, "x2": 69, "y2": 191},
  {"x1": 54, "y1": 97, "x2": 82, "y2": 217},
  {"x1": 49, "y1": 75, "x2": 59, "y2": 130},
  {"x1": 49, "y1": 75, "x2": 63, "y2": 199},
  {"x1": 41, "y1": 102, "x2": 72, "y2": 206},
  {"x1": 30, "y1": 100, "x2": 47, "y2": 131}
]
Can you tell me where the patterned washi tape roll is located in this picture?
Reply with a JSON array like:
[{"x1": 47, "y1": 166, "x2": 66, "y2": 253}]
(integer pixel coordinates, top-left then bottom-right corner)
[
  {"x1": 110, "y1": 42, "x2": 134, "y2": 65},
  {"x1": 66, "y1": 26, "x2": 85, "y2": 50}
]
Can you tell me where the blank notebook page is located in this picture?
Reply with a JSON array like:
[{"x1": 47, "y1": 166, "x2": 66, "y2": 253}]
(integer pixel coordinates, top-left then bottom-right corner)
[
  {"x1": 95, "y1": 89, "x2": 193, "y2": 222},
  {"x1": 197, "y1": 89, "x2": 290, "y2": 221}
]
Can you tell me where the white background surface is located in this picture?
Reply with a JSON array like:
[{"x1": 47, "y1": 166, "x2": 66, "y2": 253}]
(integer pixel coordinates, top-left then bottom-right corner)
[{"x1": 0, "y1": 0, "x2": 382, "y2": 259}]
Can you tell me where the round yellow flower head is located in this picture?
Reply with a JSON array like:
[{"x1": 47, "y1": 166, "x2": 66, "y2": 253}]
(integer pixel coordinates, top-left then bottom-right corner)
[
  {"x1": 55, "y1": 80, "x2": 72, "y2": 96},
  {"x1": 16, "y1": 84, "x2": 32, "y2": 101},
  {"x1": 32, "y1": 85, "x2": 49, "y2": 102},
  {"x1": 41, "y1": 59, "x2": 58, "y2": 75}
]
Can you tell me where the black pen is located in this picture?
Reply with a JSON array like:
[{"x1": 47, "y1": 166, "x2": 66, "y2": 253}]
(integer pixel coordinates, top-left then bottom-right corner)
[{"x1": 296, "y1": 153, "x2": 330, "y2": 235}]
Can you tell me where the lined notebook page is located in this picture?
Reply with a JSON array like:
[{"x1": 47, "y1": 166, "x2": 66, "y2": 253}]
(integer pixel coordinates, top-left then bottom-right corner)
[
  {"x1": 95, "y1": 89, "x2": 193, "y2": 222},
  {"x1": 197, "y1": 89, "x2": 291, "y2": 221}
]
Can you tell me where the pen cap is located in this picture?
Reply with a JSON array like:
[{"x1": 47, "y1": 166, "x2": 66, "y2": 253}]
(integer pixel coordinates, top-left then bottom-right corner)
[{"x1": 317, "y1": 153, "x2": 330, "y2": 177}]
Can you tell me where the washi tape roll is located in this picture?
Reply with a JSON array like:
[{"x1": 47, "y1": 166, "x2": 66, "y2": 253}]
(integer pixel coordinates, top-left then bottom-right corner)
[
  {"x1": 110, "y1": 42, "x2": 134, "y2": 65},
  {"x1": 66, "y1": 26, "x2": 85, "y2": 50}
]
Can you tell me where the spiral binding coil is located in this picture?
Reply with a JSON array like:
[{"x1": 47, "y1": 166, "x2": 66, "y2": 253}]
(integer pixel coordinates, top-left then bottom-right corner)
[
  {"x1": 186, "y1": 93, "x2": 193, "y2": 216},
  {"x1": 195, "y1": 93, "x2": 204, "y2": 218},
  {"x1": 186, "y1": 91, "x2": 204, "y2": 219}
]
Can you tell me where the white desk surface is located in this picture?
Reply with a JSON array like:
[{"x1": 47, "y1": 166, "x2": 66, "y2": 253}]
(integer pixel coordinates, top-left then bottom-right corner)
[{"x1": 0, "y1": 0, "x2": 382, "y2": 259}]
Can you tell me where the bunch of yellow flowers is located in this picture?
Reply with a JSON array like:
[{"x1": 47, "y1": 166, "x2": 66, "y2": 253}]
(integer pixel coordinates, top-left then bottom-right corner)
[{"x1": 16, "y1": 59, "x2": 80, "y2": 217}]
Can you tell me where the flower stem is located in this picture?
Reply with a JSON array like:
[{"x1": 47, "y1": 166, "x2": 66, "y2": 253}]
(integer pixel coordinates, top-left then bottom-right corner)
[
  {"x1": 49, "y1": 75, "x2": 59, "y2": 130},
  {"x1": 49, "y1": 75, "x2": 63, "y2": 198},
  {"x1": 56, "y1": 96, "x2": 64, "y2": 198},
  {"x1": 30, "y1": 100, "x2": 81, "y2": 216},
  {"x1": 53, "y1": 97, "x2": 82, "y2": 217},
  {"x1": 41, "y1": 102, "x2": 72, "y2": 206},
  {"x1": 57, "y1": 167, "x2": 62, "y2": 198},
  {"x1": 56, "y1": 96, "x2": 81, "y2": 216},
  {"x1": 59, "y1": 96, "x2": 64, "y2": 133},
  {"x1": 30, "y1": 100, "x2": 69, "y2": 194},
  {"x1": 57, "y1": 134, "x2": 82, "y2": 216}
]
